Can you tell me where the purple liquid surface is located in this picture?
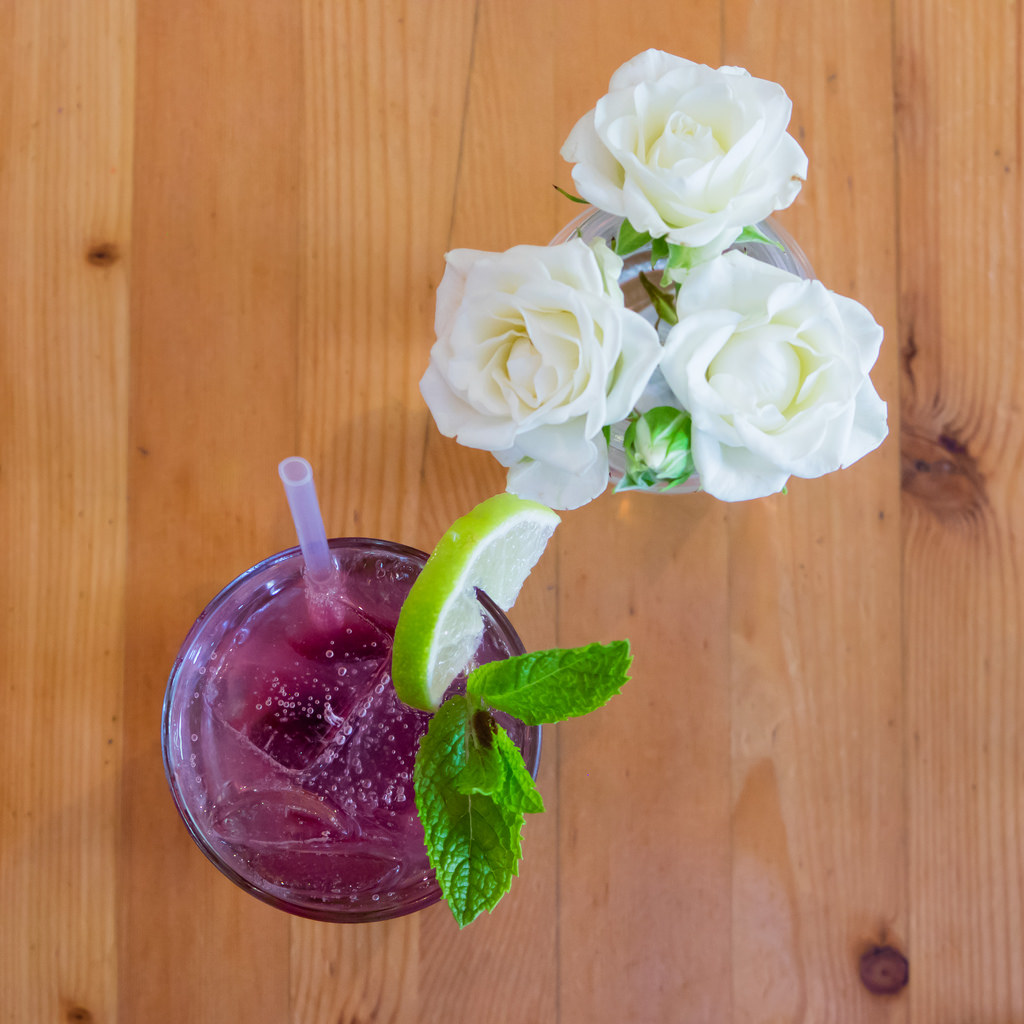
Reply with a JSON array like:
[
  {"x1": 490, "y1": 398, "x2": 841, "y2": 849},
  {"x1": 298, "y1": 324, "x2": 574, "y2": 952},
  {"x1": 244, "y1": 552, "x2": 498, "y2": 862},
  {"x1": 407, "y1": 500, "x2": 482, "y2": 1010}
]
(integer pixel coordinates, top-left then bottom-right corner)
[{"x1": 163, "y1": 540, "x2": 537, "y2": 922}]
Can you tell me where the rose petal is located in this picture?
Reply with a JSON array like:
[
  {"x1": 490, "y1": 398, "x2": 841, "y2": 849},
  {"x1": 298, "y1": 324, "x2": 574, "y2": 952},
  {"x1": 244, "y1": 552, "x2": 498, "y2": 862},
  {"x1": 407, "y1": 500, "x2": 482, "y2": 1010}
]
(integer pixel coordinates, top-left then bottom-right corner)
[
  {"x1": 513, "y1": 422, "x2": 602, "y2": 475},
  {"x1": 607, "y1": 49, "x2": 694, "y2": 92},
  {"x1": 830, "y1": 291, "x2": 884, "y2": 372},
  {"x1": 840, "y1": 377, "x2": 888, "y2": 468},
  {"x1": 434, "y1": 250, "x2": 475, "y2": 337},
  {"x1": 602, "y1": 310, "x2": 663, "y2": 424},
  {"x1": 691, "y1": 427, "x2": 790, "y2": 501},
  {"x1": 420, "y1": 364, "x2": 520, "y2": 451},
  {"x1": 505, "y1": 446, "x2": 610, "y2": 511}
]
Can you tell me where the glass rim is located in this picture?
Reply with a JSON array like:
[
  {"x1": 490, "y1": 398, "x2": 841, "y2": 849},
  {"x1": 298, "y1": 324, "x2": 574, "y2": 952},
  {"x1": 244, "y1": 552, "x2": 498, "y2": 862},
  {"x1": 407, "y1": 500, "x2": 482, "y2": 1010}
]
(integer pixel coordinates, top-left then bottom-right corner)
[{"x1": 549, "y1": 205, "x2": 815, "y2": 279}]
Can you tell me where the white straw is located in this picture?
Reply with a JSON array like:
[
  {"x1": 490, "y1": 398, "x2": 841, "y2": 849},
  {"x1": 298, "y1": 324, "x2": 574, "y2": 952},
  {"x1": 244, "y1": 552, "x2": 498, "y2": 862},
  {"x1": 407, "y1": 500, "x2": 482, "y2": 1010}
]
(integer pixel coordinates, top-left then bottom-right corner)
[{"x1": 278, "y1": 457, "x2": 335, "y2": 584}]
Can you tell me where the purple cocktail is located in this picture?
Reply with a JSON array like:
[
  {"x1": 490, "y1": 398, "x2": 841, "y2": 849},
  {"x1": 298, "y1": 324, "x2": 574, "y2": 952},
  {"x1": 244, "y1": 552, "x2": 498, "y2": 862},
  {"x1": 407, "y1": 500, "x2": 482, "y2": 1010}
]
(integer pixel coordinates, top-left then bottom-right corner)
[{"x1": 162, "y1": 537, "x2": 540, "y2": 922}]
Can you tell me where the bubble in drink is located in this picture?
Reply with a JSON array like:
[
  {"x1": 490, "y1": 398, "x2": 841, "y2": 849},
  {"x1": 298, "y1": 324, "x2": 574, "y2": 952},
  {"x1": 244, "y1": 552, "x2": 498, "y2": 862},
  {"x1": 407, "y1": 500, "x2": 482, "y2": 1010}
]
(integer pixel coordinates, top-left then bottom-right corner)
[{"x1": 162, "y1": 538, "x2": 539, "y2": 923}]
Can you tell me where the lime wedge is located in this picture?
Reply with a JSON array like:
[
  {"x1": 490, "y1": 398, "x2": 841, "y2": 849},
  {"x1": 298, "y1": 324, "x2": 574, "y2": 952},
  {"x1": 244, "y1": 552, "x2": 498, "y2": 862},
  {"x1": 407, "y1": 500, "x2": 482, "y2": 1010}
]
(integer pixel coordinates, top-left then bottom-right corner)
[{"x1": 392, "y1": 493, "x2": 560, "y2": 711}]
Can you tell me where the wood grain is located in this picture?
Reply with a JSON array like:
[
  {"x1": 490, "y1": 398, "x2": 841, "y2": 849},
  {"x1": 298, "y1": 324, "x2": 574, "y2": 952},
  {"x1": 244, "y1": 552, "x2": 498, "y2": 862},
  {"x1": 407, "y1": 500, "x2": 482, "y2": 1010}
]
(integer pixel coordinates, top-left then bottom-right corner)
[
  {"x1": 0, "y1": 3, "x2": 133, "y2": 1022},
  {"x1": 122, "y1": 1, "x2": 302, "y2": 1020},
  {"x1": 545, "y1": 10, "x2": 731, "y2": 1020},
  {"x1": 725, "y1": 2, "x2": 907, "y2": 1020},
  {"x1": 414, "y1": 5, "x2": 560, "y2": 1021},
  {"x1": 897, "y1": 2, "x2": 1024, "y2": 1021},
  {"x1": 3, "y1": 0, "x2": 1024, "y2": 1021},
  {"x1": 297, "y1": 0, "x2": 481, "y2": 547}
]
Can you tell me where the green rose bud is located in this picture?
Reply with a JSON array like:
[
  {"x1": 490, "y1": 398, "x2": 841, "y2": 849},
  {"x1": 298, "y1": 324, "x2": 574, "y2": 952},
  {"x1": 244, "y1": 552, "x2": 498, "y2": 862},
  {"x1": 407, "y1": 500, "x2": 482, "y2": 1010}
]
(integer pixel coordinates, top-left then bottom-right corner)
[{"x1": 618, "y1": 406, "x2": 695, "y2": 491}]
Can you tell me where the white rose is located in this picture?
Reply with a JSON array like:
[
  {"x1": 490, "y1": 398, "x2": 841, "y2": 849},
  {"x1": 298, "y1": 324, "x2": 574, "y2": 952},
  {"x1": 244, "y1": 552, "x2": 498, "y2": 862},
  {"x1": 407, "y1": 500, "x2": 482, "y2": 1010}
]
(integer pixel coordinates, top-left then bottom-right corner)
[
  {"x1": 421, "y1": 239, "x2": 662, "y2": 510},
  {"x1": 561, "y1": 50, "x2": 808, "y2": 256},
  {"x1": 659, "y1": 250, "x2": 887, "y2": 501}
]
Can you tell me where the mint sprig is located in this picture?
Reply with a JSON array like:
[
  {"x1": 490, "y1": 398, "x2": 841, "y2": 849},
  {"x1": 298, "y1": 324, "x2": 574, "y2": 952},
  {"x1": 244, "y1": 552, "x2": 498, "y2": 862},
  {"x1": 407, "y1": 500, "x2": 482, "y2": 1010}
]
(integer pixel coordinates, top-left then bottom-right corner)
[
  {"x1": 456, "y1": 711, "x2": 545, "y2": 815},
  {"x1": 468, "y1": 640, "x2": 631, "y2": 724},
  {"x1": 415, "y1": 698, "x2": 532, "y2": 928},
  {"x1": 413, "y1": 640, "x2": 631, "y2": 926}
]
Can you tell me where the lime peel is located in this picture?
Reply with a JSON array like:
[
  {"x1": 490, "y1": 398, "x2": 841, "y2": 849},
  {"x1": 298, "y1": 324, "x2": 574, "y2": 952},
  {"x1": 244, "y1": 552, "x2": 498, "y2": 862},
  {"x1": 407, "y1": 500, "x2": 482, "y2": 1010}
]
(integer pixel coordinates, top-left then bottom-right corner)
[{"x1": 392, "y1": 493, "x2": 560, "y2": 711}]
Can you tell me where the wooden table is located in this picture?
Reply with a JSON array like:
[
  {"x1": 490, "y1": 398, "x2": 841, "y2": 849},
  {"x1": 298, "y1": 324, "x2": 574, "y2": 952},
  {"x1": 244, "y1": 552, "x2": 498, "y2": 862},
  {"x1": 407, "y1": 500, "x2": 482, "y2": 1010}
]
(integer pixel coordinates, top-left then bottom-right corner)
[{"x1": 3, "y1": 2, "x2": 1021, "y2": 1021}]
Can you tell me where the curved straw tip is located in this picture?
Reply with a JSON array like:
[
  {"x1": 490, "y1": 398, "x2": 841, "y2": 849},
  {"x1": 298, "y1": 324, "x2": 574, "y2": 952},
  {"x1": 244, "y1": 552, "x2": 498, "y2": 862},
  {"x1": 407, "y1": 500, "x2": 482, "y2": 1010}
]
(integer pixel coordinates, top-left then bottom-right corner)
[{"x1": 278, "y1": 456, "x2": 313, "y2": 486}]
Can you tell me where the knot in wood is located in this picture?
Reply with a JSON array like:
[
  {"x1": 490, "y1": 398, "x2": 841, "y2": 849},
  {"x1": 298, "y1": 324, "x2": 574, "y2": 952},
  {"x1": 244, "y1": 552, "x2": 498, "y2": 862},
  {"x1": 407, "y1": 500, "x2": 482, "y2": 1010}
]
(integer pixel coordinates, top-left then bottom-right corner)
[
  {"x1": 86, "y1": 243, "x2": 120, "y2": 267},
  {"x1": 859, "y1": 945, "x2": 909, "y2": 995},
  {"x1": 900, "y1": 420, "x2": 986, "y2": 522}
]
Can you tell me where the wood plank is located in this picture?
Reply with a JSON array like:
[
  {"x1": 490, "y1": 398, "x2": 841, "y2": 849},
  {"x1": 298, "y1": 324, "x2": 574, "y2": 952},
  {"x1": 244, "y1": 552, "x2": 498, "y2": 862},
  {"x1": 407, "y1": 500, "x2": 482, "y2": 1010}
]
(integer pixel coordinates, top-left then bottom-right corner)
[
  {"x1": 287, "y1": 3, "x2": 501, "y2": 1021},
  {"x1": 724, "y1": 1, "x2": 906, "y2": 1019},
  {"x1": 548, "y1": 7, "x2": 731, "y2": 1022},
  {"x1": 415, "y1": 2, "x2": 562, "y2": 1020},
  {"x1": 896, "y1": 1, "x2": 1024, "y2": 1019},
  {"x1": 296, "y1": 0, "x2": 482, "y2": 548},
  {"x1": 122, "y1": 2, "x2": 303, "y2": 1020},
  {"x1": 290, "y1": 915, "x2": 420, "y2": 1024},
  {"x1": 8, "y1": 0, "x2": 1024, "y2": 1020},
  {"x1": 0, "y1": 3, "x2": 133, "y2": 1021},
  {"x1": 556, "y1": 494, "x2": 734, "y2": 1024}
]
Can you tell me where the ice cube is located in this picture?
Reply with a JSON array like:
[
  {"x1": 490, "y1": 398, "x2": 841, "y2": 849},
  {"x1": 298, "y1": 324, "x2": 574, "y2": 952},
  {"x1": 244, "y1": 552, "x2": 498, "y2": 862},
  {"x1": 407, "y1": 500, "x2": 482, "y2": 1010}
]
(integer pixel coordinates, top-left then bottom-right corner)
[
  {"x1": 331, "y1": 548, "x2": 418, "y2": 632},
  {"x1": 299, "y1": 573, "x2": 392, "y2": 653},
  {"x1": 211, "y1": 787, "x2": 356, "y2": 844},
  {"x1": 247, "y1": 703, "x2": 335, "y2": 770}
]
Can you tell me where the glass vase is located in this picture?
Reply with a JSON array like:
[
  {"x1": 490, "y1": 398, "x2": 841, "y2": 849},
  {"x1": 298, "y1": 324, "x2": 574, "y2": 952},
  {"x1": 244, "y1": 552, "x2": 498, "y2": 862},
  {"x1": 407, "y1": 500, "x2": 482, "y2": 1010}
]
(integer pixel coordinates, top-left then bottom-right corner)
[{"x1": 549, "y1": 209, "x2": 815, "y2": 495}]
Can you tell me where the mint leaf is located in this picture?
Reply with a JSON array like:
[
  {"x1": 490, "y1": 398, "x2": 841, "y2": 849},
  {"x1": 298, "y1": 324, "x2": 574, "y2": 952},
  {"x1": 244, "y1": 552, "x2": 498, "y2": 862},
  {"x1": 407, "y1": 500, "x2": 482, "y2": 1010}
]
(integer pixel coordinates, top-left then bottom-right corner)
[
  {"x1": 455, "y1": 709, "x2": 504, "y2": 796},
  {"x1": 734, "y1": 223, "x2": 784, "y2": 251},
  {"x1": 416, "y1": 640, "x2": 634, "y2": 926},
  {"x1": 467, "y1": 641, "x2": 631, "y2": 725},
  {"x1": 455, "y1": 709, "x2": 543, "y2": 814},
  {"x1": 614, "y1": 218, "x2": 651, "y2": 257},
  {"x1": 415, "y1": 698, "x2": 537, "y2": 927},
  {"x1": 490, "y1": 723, "x2": 545, "y2": 814}
]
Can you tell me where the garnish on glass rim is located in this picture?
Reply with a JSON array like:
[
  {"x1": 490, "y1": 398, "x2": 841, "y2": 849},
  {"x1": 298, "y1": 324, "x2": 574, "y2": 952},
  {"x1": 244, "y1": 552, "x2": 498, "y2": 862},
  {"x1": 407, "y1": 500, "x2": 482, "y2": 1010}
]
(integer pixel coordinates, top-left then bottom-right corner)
[
  {"x1": 392, "y1": 494, "x2": 632, "y2": 926},
  {"x1": 419, "y1": 49, "x2": 889, "y2": 508},
  {"x1": 416, "y1": 641, "x2": 630, "y2": 927},
  {"x1": 392, "y1": 491, "x2": 560, "y2": 712}
]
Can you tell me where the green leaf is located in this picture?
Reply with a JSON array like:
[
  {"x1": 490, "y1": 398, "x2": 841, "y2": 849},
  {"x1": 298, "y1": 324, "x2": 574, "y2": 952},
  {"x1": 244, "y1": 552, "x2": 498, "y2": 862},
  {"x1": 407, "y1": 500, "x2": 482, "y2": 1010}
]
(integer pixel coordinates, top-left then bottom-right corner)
[
  {"x1": 637, "y1": 272, "x2": 678, "y2": 326},
  {"x1": 489, "y1": 724, "x2": 546, "y2": 814},
  {"x1": 455, "y1": 709, "x2": 544, "y2": 815},
  {"x1": 492, "y1": 727, "x2": 545, "y2": 814},
  {"x1": 666, "y1": 243, "x2": 697, "y2": 270},
  {"x1": 456, "y1": 709, "x2": 504, "y2": 796},
  {"x1": 658, "y1": 244, "x2": 695, "y2": 285},
  {"x1": 649, "y1": 235, "x2": 670, "y2": 267},
  {"x1": 467, "y1": 641, "x2": 632, "y2": 725},
  {"x1": 614, "y1": 218, "x2": 651, "y2": 257},
  {"x1": 734, "y1": 224, "x2": 785, "y2": 251},
  {"x1": 656, "y1": 242, "x2": 706, "y2": 285},
  {"x1": 553, "y1": 184, "x2": 589, "y2": 205},
  {"x1": 415, "y1": 698, "x2": 530, "y2": 928}
]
